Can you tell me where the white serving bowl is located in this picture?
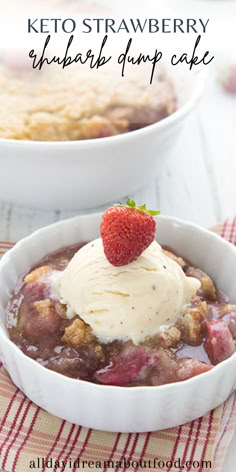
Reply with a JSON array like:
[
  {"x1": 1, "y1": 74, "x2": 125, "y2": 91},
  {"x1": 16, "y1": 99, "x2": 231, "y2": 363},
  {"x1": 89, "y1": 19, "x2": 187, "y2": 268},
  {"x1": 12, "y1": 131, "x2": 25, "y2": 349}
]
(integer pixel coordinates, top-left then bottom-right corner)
[
  {"x1": 1, "y1": 213, "x2": 235, "y2": 433},
  {"x1": 0, "y1": 68, "x2": 206, "y2": 211}
]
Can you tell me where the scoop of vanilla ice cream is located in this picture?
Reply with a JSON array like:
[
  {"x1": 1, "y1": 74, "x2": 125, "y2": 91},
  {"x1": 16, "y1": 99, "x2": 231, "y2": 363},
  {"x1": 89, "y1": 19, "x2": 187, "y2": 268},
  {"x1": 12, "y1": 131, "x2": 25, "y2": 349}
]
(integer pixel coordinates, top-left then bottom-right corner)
[{"x1": 53, "y1": 238, "x2": 200, "y2": 345}]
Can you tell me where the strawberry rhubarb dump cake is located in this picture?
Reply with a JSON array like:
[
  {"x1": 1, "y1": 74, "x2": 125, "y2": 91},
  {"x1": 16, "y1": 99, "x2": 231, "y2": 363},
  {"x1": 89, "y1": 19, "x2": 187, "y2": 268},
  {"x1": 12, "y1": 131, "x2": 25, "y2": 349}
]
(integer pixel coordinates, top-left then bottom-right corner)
[
  {"x1": 6, "y1": 202, "x2": 236, "y2": 386},
  {"x1": 0, "y1": 64, "x2": 176, "y2": 141}
]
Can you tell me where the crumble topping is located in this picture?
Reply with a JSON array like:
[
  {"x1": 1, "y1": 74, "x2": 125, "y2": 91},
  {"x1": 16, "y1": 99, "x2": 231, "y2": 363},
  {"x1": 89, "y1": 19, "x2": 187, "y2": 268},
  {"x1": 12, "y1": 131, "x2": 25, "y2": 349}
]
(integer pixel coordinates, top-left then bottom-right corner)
[
  {"x1": 63, "y1": 318, "x2": 95, "y2": 347},
  {"x1": 185, "y1": 267, "x2": 217, "y2": 301},
  {"x1": 34, "y1": 299, "x2": 52, "y2": 317},
  {"x1": 24, "y1": 266, "x2": 52, "y2": 284},
  {"x1": 177, "y1": 300, "x2": 208, "y2": 345},
  {"x1": 0, "y1": 64, "x2": 176, "y2": 141},
  {"x1": 155, "y1": 326, "x2": 182, "y2": 349}
]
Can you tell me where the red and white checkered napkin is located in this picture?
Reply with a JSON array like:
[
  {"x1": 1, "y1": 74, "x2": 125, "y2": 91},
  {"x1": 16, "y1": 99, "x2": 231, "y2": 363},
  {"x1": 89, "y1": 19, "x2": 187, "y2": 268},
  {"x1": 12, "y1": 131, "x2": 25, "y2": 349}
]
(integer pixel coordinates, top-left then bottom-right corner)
[{"x1": 0, "y1": 218, "x2": 236, "y2": 472}]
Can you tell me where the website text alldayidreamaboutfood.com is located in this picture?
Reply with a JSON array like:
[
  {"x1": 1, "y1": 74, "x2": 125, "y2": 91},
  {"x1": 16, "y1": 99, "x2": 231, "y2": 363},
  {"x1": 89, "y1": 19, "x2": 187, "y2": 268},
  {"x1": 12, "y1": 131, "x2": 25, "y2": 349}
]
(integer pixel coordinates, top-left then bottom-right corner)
[{"x1": 29, "y1": 456, "x2": 212, "y2": 470}]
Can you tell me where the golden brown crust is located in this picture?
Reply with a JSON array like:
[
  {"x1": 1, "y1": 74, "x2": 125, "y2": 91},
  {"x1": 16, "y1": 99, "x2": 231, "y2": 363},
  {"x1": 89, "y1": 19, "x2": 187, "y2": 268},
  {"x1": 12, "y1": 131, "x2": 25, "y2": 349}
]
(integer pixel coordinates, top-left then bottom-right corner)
[
  {"x1": 156, "y1": 326, "x2": 182, "y2": 348},
  {"x1": 63, "y1": 318, "x2": 95, "y2": 348},
  {"x1": 34, "y1": 299, "x2": 51, "y2": 317},
  {"x1": 24, "y1": 266, "x2": 51, "y2": 284},
  {"x1": 199, "y1": 275, "x2": 217, "y2": 301},
  {"x1": 177, "y1": 301, "x2": 208, "y2": 346},
  {"x1": 0, "y1": 64, "x2": 175, "y2": 141},
  {"x1": 54, "y1": 302, "x2": 67, "y2": 319},
  {"x1": 143, "y1": 326, "x2": 182, "y2": 349},
  {"x1": 79, "y1": 116, "x2": 117, "y2": 139},
  {"x1": 185, "y1": 267, "x2": 217, "y2": 301}
]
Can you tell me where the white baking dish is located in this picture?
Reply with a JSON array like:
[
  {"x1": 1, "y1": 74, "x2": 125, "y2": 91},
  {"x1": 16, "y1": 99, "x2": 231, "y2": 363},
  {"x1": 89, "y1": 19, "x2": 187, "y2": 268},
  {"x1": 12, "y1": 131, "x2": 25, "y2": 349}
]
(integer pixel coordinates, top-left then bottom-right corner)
[
  {"x1": 0, "y1": 213, "x2": 235, "y2": 432},
  {"x1": 0, "y1": 67, "x2": 206, "y2": 211}
]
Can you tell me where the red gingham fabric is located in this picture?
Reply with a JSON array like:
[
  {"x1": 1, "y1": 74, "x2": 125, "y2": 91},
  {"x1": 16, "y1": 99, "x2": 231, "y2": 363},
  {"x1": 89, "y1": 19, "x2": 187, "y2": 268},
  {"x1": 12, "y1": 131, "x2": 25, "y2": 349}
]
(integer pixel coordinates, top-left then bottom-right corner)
[{"x1": 0, "y1": 218, "x2": 236, "y2": 472}]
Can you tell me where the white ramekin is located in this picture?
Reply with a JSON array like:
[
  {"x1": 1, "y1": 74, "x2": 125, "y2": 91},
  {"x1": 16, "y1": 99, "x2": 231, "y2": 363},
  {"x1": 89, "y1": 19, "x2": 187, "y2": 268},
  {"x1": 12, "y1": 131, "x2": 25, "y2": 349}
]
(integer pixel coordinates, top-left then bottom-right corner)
[
  {"x1": 0, "y1": 67, "x2": 206, "y2": 211},
  {"x1": 0, "y1": 213, "x2": 235, "y2": 433}
]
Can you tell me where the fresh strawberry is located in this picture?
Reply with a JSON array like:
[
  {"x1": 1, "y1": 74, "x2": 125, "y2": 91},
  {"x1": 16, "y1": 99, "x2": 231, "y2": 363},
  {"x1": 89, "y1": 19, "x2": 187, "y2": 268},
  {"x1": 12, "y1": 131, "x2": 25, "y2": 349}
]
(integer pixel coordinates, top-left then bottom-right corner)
[
  {"x1": 219, "y1": 64, "x2": 236, "y2": 94},
  {"x1": 100, "y1": 199, "x2": 160, "y2": 267}
]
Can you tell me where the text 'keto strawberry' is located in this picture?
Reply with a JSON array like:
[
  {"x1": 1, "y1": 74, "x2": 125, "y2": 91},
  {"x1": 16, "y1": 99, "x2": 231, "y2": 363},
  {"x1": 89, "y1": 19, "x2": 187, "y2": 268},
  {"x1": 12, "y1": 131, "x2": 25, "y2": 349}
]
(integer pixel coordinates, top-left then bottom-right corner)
[{"x1": 100, "y1": 199, "x2": 160, "y2": 267}]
